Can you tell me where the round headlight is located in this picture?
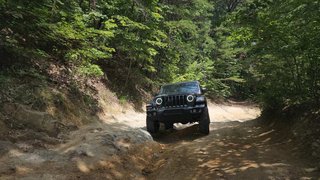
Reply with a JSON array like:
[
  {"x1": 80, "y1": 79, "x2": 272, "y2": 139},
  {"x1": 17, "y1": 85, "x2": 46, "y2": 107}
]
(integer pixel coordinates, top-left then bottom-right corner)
[
  {"x1": 187, "y1": 95, "x2": 194, "y2": 102},
  {"x1": 155, "y1": 98, "x2": 163, "y2": 105}
]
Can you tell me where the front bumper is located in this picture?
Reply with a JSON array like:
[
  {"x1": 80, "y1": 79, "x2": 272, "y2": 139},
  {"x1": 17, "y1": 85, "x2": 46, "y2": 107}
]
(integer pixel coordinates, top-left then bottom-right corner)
[{"x1": 147, "y1": 104, "x2": 206, "y2": 123}]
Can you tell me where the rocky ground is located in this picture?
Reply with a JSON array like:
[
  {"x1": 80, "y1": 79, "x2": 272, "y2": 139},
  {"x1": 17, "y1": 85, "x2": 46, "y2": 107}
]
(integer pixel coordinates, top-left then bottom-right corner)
[
  {"x1": 148, "y1": 121, "x2": 320, "y2": 180},
  {"x1": 0, "y1": 102, "x2": 319, "y2": 179}
]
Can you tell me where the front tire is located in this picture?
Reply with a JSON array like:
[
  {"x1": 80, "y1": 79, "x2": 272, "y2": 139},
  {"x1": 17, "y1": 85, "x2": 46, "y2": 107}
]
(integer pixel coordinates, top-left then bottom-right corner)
[
  {"x1": 165, "y1": 123, "x2": 174, "y2": 130},
  {"x1": 146, "y1": 117, "x2": 160, "y2": 133},
  {"x1": 199, "y1": 107, "x2": 210, "y2": 134}
]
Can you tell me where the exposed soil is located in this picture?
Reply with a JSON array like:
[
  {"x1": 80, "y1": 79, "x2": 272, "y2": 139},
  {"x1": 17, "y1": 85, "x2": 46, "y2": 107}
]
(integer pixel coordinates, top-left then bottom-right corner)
[
  {"x1": 147, "y1": 103, "x2": 320, "y2": 179},
  {"x1": 1, "y1": 102, "x2": 319, "y2": 179}
]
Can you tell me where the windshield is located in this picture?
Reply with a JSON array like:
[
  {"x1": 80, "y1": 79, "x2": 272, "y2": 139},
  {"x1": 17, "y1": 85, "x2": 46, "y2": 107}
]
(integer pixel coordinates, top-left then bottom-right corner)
[{"x1": 160, "y1": 82, "x2": 200, "y2": 95}]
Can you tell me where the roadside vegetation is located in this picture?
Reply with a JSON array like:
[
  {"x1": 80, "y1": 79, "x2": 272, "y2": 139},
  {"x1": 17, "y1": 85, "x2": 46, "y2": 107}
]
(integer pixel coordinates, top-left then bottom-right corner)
[{"x1": 0, "y1": 0, "x2": 319, "y2": 122}]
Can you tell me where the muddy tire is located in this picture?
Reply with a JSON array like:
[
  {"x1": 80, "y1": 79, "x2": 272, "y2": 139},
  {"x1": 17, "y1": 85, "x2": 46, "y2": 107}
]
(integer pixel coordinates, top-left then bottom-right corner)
[
  {"x1": 146, "y1": 117, "x2": 159, "y2": 133},
  {"x1": 199, "y1": 107, "x2": 210, "y2": 134}
]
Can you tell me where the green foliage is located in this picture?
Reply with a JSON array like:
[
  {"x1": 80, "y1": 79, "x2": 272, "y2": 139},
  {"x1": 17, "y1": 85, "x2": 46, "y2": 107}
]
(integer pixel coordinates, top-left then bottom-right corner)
[
  {"x1": 156, "y1": 0, "x2": 232, "y2": 96},
  {"x1": 0, "y1": 0, "x2": 254, "y2": 100},
  {"x1": 119, "y1": 96, "x2": 128, "y2": 105},
  {"x1": 78, "y1": 64, "x2": 104, "y2": 77},
  {"x1": 0, "y1": 0, "x2": 115, "y2": 76},
  {"x1": 231, "y1": 0, "x2": 320, "y2": 108},
  {"x1": 2, "y1": 0, "x2": 317, "y2": 114}
]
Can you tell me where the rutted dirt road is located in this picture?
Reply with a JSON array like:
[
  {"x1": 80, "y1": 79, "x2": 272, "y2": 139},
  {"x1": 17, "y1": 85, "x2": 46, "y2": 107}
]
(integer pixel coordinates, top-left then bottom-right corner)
[
  {"x1": 146, "y1": 102, "x2": 320, "y2": 179},
  {"x1": 1, "y1": 102, "x2": 319, "y2": 179}
]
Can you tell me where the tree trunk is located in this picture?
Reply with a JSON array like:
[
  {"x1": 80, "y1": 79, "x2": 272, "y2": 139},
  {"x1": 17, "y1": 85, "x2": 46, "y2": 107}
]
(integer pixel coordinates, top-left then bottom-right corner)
[
  {"x1": 125, "y1": 58, "x2": 133, "y2": 90},
  {"x1": 89, "y1": 0, "x2": 96, "y2": 10}
]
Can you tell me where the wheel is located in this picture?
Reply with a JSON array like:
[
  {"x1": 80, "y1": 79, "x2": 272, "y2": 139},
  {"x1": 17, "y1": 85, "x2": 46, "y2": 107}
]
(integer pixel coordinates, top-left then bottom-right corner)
[
  {"x1": 165, "y1": 123, "x2": 174, "y2": 130},
  {"x1": 146, "y1": 117, "x2": 160, "y2": 133},
  {"x1": 199, "y1": 107, "x2": 210, "y2": 134}
]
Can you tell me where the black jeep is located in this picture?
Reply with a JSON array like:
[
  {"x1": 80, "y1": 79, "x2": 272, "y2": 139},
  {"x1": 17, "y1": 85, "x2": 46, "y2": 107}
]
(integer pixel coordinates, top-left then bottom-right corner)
[{"x1": 146, "y1": 81, "x2": 210, "y2": 134}]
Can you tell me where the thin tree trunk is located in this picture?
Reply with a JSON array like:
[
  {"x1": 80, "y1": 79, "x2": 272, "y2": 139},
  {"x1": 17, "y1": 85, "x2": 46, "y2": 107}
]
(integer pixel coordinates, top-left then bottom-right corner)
[
  {"x1": 125, "y1": 58, "x2": 133, "y2": 90},
  {"x1": 89, "y1": 0, "x2": 96, "y2": 10}
]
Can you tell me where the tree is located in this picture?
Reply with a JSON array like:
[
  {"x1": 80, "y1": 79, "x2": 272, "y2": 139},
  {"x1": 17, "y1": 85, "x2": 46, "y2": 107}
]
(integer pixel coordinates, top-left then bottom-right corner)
[{"x1": 232, "y1": 0, "x2": 320, "y2": 108}]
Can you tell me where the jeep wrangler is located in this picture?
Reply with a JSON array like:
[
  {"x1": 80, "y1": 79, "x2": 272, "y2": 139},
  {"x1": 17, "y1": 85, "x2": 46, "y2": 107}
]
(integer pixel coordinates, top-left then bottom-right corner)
[{"x1": 146, "y1": 81, "x2": 210, "y2": 134}]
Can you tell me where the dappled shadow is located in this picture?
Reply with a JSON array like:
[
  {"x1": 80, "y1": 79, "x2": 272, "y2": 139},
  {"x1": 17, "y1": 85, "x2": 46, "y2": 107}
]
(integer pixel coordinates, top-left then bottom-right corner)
[
  {"x1": 148, "y1": 119, "x2": 320, "y2": 179},
  {"x1": 152, "y1": 124, "x2": 207, "y2": 144},
  {"x1": 1, "y1": 108, "x2": 320, "y2": 179},
  {"x1": 151, "y1": 120, "x2": 247, "y2": 144}
]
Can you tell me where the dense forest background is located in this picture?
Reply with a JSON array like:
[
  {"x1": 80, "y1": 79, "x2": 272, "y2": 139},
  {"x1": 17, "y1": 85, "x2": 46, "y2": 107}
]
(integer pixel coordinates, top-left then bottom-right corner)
[{"x1": 0, "y1": 0, "x2": 319, "y2": 112}]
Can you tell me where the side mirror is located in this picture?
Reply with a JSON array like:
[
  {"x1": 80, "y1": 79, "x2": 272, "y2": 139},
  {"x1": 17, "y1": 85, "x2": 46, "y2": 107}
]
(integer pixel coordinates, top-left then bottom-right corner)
[{"x1": 201, "y1": 87, "x2": 207, "y2": 93}]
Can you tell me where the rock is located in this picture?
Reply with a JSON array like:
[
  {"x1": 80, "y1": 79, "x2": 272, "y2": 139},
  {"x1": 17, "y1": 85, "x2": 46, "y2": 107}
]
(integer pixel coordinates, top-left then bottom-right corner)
[
  {"x1": 312, "y1": 152, "x2": 318, "y2": 157},
  {"x1": 217, "y1": 172, "x2": 224, "y2": 177},
  {"x1": 304, "y1": 167, "x2": 319, "y2": 173},
  {"x1": 142, "y1": 167, "x2": 153, "y2": 175},
  {"x1": 152, "y1": 153, "x2": 160, "y2": 158},
  {"x1": 62, "y1": 123, "x2": 155, "y2": 161},
  {"x1": 16, "y1": 142, "x2": 33, "y2": 152},
  {"x1": 75, "y1": 149, "x2": 94, "y2": 157},
  {"x1": 130, "y1": 129, "x2": 153, "y2": 143},
  {"x1": 0, "y1": 141, "x2": 17, "y2": 156},
  {"x1": 2, "y1": 103, "x2": 16, "y2": 115},
  {"x1": 0, "y1": 112, "x2": 5, "y2": 120},
  {"x1": 312, "y1": 142, "x2": 320, "y2": 148},
  {"x1": 0, "y1": 119, "x2": 8, "y2": 136},
  {"x1": 90, "y1": 128, "x2": 102, "y2": 133},
  {"x1": 0, "y1": 112, "x2": 8, "y2": 133}
]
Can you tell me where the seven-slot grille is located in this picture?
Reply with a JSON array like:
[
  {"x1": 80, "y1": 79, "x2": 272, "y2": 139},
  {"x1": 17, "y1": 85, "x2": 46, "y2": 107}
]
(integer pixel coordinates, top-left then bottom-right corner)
[{"x1": 161, "y1": 95, "x2": 188, "y2": 108}]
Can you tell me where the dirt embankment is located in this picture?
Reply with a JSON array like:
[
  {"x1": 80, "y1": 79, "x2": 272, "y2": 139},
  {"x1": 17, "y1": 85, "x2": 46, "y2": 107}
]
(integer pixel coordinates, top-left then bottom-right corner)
[{"x1": 0, "y1": 80, "x2": 155, "y2": 179}]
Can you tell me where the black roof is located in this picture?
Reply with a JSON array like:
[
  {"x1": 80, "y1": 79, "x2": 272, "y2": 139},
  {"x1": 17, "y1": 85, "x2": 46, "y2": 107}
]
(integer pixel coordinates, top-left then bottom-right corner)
[{"x1": 161, "y1": 81, "x2": 199, "y2": 87}]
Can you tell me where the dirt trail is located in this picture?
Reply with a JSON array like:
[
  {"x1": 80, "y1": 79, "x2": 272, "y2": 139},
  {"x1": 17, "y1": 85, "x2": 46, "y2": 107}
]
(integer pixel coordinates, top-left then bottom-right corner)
[
  {"x1": 147, "y1": 103, "x2": 320, "y2": 180},
  {"x1": 1, "y1": 102, "x2": 319, "y2": 179}
]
